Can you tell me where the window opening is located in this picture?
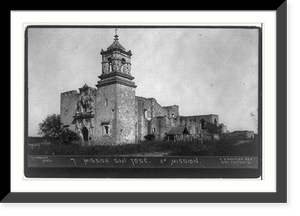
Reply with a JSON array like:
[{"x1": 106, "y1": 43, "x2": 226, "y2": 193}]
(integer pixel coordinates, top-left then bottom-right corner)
[
  {"x1": 201, "y1": 119, "x2": 206, "y2": 129},
  {"x1": 104, "y1": 126, "x2": 109, "y2": 134}
]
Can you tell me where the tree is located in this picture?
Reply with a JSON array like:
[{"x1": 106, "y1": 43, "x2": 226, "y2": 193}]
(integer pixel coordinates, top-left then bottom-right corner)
[
  {"x1": 38, "y1": 114, "x2": 62, "y2": 138},
  {"x1": 38, "y1": 114, "x2": 80, "y2": 145}
]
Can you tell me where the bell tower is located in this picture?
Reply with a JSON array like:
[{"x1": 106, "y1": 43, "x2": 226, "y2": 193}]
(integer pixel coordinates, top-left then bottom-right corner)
[
  {"x1": 94, "y1": 30, "x2": 137, "y2": 145},
  {"x1": 100, "y1": 29, "x2": 133, "y2": 77}
]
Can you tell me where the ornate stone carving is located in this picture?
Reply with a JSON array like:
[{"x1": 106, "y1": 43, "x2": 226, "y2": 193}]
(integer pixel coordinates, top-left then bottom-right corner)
[
  {"x1": 102, "y1": 63, "x2": 109, "y2": 74},
  {"x1": 122, "y1": 64, "x2": 128, "y2": 74},
  {"x1": 127, "y1": 64, "x2": 131, "y2": 75},
  {"x1": 75, "y1": 118, "x2": 94, "y2": 144},
  {"x1": 75, "y1": 97, "x2": 83, "y2": 115},
  {"x1": 75, "y1": 92, "x2": 94, "y2": 117},
  {"x1": 112, "y1": 60, "x2": 121, "y2": 72}
]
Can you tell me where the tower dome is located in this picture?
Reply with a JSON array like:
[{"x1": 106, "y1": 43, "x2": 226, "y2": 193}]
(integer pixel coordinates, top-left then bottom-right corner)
[{"x1": 107, "y1": 34, "x2": 126, "y2": 51}]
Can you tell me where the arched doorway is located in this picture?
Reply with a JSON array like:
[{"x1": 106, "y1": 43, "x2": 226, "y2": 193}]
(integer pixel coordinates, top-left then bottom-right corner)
[{"x1": 82, "y1": 127, "x2": 89, "y2": 141}]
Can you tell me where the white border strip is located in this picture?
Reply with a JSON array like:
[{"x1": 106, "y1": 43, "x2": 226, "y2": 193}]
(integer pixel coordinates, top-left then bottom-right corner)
[{"x1": 11, "y1": 11, "x2": 276, "y2": 192}]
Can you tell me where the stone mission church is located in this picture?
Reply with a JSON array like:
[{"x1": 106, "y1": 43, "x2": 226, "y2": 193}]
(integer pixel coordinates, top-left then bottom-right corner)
[{"x1": 60, "y1": 31, "x2": 228, "y2": 146}]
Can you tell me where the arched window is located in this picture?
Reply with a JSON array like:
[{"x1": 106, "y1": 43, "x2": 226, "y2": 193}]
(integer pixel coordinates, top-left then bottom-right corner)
[{"x1": 144, "y1": 109, "x2": 151, "y2": 120}]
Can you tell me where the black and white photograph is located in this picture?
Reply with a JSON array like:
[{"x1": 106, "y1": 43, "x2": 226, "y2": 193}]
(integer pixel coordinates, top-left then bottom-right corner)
[{"x1": 25, "y1": 26, "x2": 261, "y2": 178}]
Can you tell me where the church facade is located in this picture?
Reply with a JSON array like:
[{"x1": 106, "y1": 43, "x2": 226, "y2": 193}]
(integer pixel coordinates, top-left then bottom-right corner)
[{"x1": 60, "y1": 33, "x2": 227, "y2": 146}]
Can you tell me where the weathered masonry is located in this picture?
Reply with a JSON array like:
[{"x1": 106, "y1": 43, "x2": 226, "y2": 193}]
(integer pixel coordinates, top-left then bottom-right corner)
[{"x1": 60, "y1": 31, "x2": 232, "y2": 146}]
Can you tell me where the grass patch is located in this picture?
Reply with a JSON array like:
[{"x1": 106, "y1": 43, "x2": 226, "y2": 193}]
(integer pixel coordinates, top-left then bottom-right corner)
[{"x1": 28, "y1": 138, "x2": 259, "y2": 157}]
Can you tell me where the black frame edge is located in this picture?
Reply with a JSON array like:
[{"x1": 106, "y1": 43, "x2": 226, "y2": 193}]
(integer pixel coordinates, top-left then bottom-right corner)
[
  {"x1": 275, "y1": 0, "x2": 287, "y2": 203},
  {"x1": 5, "y1": 2, "x2": 287, "y2": 202}
]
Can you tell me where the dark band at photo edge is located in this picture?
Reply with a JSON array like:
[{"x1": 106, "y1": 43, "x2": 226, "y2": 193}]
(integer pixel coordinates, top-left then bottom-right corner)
[{"x1": 3, "y1": 2, "x2": 287, "y2": 203}]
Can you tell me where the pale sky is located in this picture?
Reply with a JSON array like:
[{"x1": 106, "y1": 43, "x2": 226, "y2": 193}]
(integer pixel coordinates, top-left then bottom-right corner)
[{"x1": 27, "y1": 27, "x2": 259, "y2": 136}]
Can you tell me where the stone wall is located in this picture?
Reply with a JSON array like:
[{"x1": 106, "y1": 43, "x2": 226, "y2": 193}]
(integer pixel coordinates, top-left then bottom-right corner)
[
  {"x1": 60, "y1": 90, "x2": 79, "y2": 131},
  {"x1": 93, "y1": 82, "x2": 137, "y2": 145},
  {"x1": 61, "y1": 87, "x2": 223, "y2": 144},
  {"x1": 136, "y1": 97, "x2": 150, "y2": 141},
  {"x1": 94, "y1": 84, "x2": 117, "y2": 144},
  {"x1": 150, "y1": 116, "x2": 179, "y2": 141},
  {"x1": 198, "y1": 114, "x2": 219, "y2": 124},
  {"x1": 135, "y1": 96, "x2": 180, "y2": 141},
  {"x1": 136, "y1": 97, "x2": 149, "y2": 141},
  {"x1": 115, "y1": 83, "x2": 137, "y2": 144},
  {"x1": 180, "y1": 116, "x2": 200, "y2": 135},
  {"x1": 179, "y1": 114, "x2": 219, "y2": 135},
  {"x1": 150, "y1": 98, "x2": 169, "y2": 118},
  {"x1": 136, "y1": 97, "x2": 169, "y2": 118},
  {"x1": 163, "y1": 105, "x2": 179, "y2": 119},
  {"x1": 150, "y1": 116, "x2": 163, "y2": 140}
]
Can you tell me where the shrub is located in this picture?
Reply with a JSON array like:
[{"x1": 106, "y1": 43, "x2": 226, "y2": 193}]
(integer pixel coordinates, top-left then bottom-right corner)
[
  {"x1": 59, "y1": 129, "x2": 81, "y2": 145},
  {"x1": 144, "y1": 134, "x2": 155, "y2": 141}
]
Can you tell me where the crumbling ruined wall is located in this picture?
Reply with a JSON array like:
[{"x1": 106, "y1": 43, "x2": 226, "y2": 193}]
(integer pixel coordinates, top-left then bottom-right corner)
[
  {"x1": 136, "y1": 97, "x2": 149, "y2": 141},
  {"x1": 60, "y1": 90, "x2": 79, "y2": 131},
  {"x1": 180, "y1": 116, "x2": 199, "y2": 135},
  {"x1": 195, "y1": 114, "x2": 219, "y2": 125},
  {"x1": 150, "y1": 116, "x2": 179, "y2": 141},
  {"x1": 150, "y1": 98, "x2": 168, "y2": 117},
  {"x1": 136, "y1": 96, "x2": 180, "y2": 141},
  {"x1": 180, "y1": 115, "x2": 219, "y2": 134},
  {"x1": 136, "y1": 97, "x2": 153, "y2": 141},
  {"x1": 163, "y1": 105, "x2": 179, "y2": 119}
]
